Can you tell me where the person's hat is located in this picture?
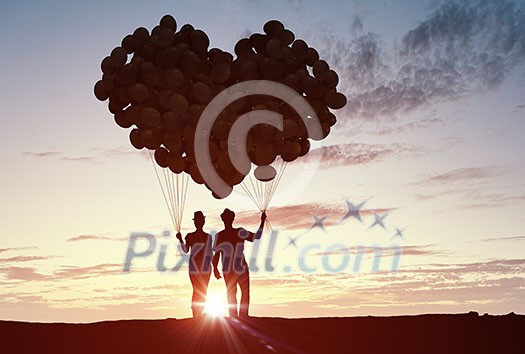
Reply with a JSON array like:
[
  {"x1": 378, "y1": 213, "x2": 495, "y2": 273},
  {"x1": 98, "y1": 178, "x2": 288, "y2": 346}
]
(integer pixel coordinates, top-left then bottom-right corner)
[
  {"x1": 193, "y1": 211, "x2": 205, "y2": 220},
  {"x1": 220, "y1": 208, "x2": 235, "y2": 219}
]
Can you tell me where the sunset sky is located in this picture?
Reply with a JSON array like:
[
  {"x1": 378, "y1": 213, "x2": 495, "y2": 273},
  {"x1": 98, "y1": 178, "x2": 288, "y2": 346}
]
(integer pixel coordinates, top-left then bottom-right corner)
[{"x1": 1, "y1": 0, "x2": 524, "y2": 322}]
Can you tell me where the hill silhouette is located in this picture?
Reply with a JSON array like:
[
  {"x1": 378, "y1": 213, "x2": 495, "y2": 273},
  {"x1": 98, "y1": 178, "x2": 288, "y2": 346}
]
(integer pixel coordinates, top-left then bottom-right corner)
[{"x1": 1, "y1": 312, "x2": 523, "y2": 353}]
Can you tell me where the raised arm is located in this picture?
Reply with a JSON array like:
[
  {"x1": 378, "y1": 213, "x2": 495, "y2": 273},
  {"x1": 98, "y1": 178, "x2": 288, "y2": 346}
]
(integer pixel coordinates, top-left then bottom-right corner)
[
  {"x1": 176, "y1": 232, "x2": 189, "y2": 253},
  {"x1": 212, "y1": 234, "x2": 222, "y2": 279},
  {"x1": 254, "y1": 211, "x2": 267, "y2": 240}
]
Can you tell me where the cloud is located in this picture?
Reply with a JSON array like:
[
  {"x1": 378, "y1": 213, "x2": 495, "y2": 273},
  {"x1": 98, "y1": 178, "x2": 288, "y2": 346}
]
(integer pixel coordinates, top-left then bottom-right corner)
[
  {"x1": 22, "y1": 147, "x2": 145, "y2": 163},
  {"x1": 475, "y1": 235, "x2": 525, "y2": 243},
  {"x1": 1, "y1": 267, "x2": 46, "y2": 281},
  {"x1": 66, "y1": 234, "x2": 126, "y2": 242},
  {"x1": 234, "y1": 201, "x2": 394, "y2": 231},
  {"x1": 0, "y1": 246, "x2": 37, "y2": 254},
  {"x1": 21, "y1": 152, "x2": 61, "y2": 158},
  {"x1": 253, "y1": 258, "x2": 525, "y2": 316},
  {"x1": 0, "y1": 263, "x2": 135, "y2": 283},
  {"x1": 311, "y1": 244, "x2": 447, "y2": 257},
  {"x1": 423, "y1": 166, "x2": 505, "y2": 185},
  {"x1": 320, "y1": 0, "x2": 525, "y2": 122},
  {"x1": 0, "y1": 255, "x2": 56, "y2": 264},
  {"x1": 299, "y1": 142, "x2": 418, "y2": 167},
  {"x1": 52, "y1": 263, "x2": 125, "y2": 280}
]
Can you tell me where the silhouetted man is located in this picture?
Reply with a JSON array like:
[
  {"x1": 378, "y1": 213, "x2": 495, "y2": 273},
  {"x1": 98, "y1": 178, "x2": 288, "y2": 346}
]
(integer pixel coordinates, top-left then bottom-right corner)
[
  {"x1": 177, "y1": 211, "x2": 213, "y2": 318},
  {"x1": 212, "y1": 208, "x2": 266, "y2": 318}
]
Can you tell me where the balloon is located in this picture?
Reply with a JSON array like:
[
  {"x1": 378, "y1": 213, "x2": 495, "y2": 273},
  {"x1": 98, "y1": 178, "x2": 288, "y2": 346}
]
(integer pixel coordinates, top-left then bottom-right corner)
[
  {"x1": 298, "y1": 138, "x2": 310, "y2": 157},
  {"x1": 108, "y1": 94, "x2": 127, "y2": 113},
  {"x1": 180, "y1": 50, "x2": 201, "y2": 74},
  {"x1": 183, "y1": 123, "x2": 196, "y2": 144},
  {"x1": 263, "y1": 20, "x2": 284, "y2": 36},
  {"x1": 163, "y1": 131, "x2": 183, "y2": 152},
  {"x1": 189, "y1": 29, "x2": 210, "y2": 53},
  {"x1": 138, "y1": 62, "x2": 157, "y2": 85},
  {"x1": 115, "y1": 63, "x2": 138, "y2": 86},
  {"x1": 240, "y1": 59, "x2": 260, "y2": 80},
  {"x1": 154, "y1": 147, "x2": 170, "y2": 168},
  {"x1": 165, "y1": 68, "x2": 184, "y2": 88},
  {"x1": 94, "y1": 80, "x2": 110, "y2": 101},
  {"x1": 159, "y1": 15, "x2": 177, "y2": 31},
  {"x1": 319, "y1": 109, "x2": 337, "y2": 127},
  {"x1": 210, "y1": 119, "x2": 228, "y2": 140},
  {"x1": 162, "y1": 111, "x2": 179, "y2": 131},
  {"x1": 254, "y1": 165, "x2": 277, "y2": 182},
  {"x1": 124, "y1": 105, "x2": 141, "y2": 125},
  {"x1": 251, "y1": 33, "x2": 269, "y2": 56},
  {"x1": 282, "y1": 119, "x2": 298, "y2": 138},
  {"x1": 121, "y1": 35, "x2": 136, "y2": 54},
  {"x1": 283, "y1": 73, "x2": 300, "y2": 91},
  {"x1": 141, "y1": 129, "x2": 161, "y2": 149},
  {"x1": 115, "y1": 86, "x2": 131, "y2": 104},
  {"x1": 158, "y1": 89, "x2": 172, "y2": 109},
  {"x1": 211, "y1": 50, "x2": 233, "y2": 64},
  {"x1": 253, "y1": 143, "x2": 276, "y2": 165},
  {"x1": 281, "y1": 141, "x2": 301, "y2": 162},
  {"x1": 101, "y1": 56, "x2": 116, "y2": 75},
  {"x1": 301, "y1": 76, "x2": 324, "y2": 99},
  {"x1": 140, "y1": 107, "x2": 161, "y2": 127},
  {"x1": 110, "y1": 47, "x2": 128, "y2": 68},
  {"x1": 169, "y1": 94, "x2": 189, "y2": 114},
  {"x1": 210, "y1": 62, "x2": 231, "y2": 83},
  {"x1": 188, "y1": 104, "x2": 205, "y2": 124},
  {"x1": 157, "y1": 28, "x2": 175, "y2": 48},
  {"x1": 129, "y1": 128, "x2": 144, "y2": 149},
  {"x1": 168, "y1": 153, "x2": 185, "y2": 173},
  {"x1": 266, "y1": 38, "x2": 284, "y2": 59},
  {"x1": 292, "y1": 39, "x2": 308, "y2": 59},
  {"x1": 114, "y1": 110, "x2": 132, "y2": 129},
  {"x1": 129, "y1": 83, "x2": 149, "y2": 103},
  {"x1": 305, "y1": 47, "x2": 319, "y2": 66},
  {"x1": 132, "y1": 27, "x2": 150, "y2": 47},
  {"x1": 234, "y1": 38, "x2": 253, "y2": 56},
  {"x1": 313, "y1": 60, "x2": 330, "y2": 81},
  {"x1": 274, "y1": 29, "x2": 294, "y2": 46},
  {"x1": 191, "y1": 82, "x2": 212, "y2": 104},
  {"x1": 189, "y1": 163, "x2": 205, "y2": 184},
  {"x1": 325, "y1": 91, "x2": 347, "y2": 109},
  {"x1": 324, "y1": 70, "x2": 339, "y2": 88}
]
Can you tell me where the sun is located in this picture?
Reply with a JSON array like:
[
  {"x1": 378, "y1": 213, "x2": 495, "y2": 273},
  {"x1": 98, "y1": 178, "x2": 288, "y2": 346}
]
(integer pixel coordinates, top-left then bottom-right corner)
[{"x1": 204, "y1": 291, "x2": 227, "y2": 317}]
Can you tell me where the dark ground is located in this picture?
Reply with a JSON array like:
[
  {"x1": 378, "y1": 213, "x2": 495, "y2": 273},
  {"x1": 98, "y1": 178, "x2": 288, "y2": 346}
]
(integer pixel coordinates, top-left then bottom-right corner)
[{"x1": 1, "y1": 312, "x2": 523, "y2": 354}]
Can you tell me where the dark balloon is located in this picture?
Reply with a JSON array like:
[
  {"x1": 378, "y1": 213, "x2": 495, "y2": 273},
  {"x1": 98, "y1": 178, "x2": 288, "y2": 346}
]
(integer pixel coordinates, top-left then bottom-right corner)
[
  {"x1": 159, "y1": 15, "x2": 177, "y2": 31},
  {"x1": 129, "y1": 129, "x2": 144, "y2": 149},
  {"x1": 168, "y1": 153, "x2": 185, "y2": 173},
  {"x1": 154, "y1": 147, "x2": 170, "y2": 168},
  {"x1": 94, "y1": 80, "x2": 110, "y2": 101},
  {"x1": 263, "y1": 20, "x2": 284, "y2": 36},
  {"x1": 110, "y1": 47, "x2": 128, "y2": 68}
]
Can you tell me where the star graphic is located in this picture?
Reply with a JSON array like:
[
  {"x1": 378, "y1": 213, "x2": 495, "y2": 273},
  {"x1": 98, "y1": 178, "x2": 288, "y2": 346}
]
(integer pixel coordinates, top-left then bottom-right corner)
[
  {"x1": 392, "y1": 227, "x2": 406, "y2": 239},
  {"x1": 287, "y1": 236, "x2": 298, "y2": 248},
  {"x1": 310, "y1": 215, "x2": 328, "y2": 232},
  {"x1": 368, "y1": 213, "x2": 388, "y2": 230},
  {"x1": 341, "y1": 200, "x2": 366, "y2": 223}
]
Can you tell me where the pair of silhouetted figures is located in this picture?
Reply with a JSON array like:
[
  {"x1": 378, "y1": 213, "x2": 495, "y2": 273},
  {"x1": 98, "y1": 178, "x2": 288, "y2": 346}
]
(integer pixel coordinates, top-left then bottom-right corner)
[{"x1": 177, "y1": 208, "x2": 267, "y2": 318}]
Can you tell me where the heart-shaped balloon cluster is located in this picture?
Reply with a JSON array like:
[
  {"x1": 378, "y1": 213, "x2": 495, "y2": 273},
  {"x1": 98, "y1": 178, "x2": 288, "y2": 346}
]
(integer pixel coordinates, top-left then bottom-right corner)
[{"x1": 94, "y1": 15, "x2": 346, "y2": 198}]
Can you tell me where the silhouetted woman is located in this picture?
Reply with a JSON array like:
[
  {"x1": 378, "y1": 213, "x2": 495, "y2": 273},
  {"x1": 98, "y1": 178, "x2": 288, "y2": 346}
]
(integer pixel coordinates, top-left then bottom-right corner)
[{"x1": 177, "y1": 211, "x2": 213, "y2": 318}]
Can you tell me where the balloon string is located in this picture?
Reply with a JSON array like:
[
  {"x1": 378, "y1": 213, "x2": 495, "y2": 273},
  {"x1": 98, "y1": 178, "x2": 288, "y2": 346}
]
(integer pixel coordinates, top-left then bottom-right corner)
[
  {"x1": 149, "y1": 151, "x2": 178, "y2": 232},
  {"x1": 166, "y1": 168, "x2": 178, "y2": 232},
  {"x1": 241, "y1": 181, "x2": 260, "y2": 210},
  {"x1": 179, "y1": 173, "x2": 189, "y2": 232}
]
